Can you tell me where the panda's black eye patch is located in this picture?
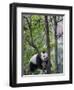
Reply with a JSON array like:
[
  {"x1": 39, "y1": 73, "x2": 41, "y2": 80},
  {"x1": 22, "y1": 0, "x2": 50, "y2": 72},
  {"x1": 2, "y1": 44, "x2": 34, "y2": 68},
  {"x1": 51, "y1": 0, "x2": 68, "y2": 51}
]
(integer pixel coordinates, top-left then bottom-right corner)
[{"x1": 43, "y1": 56, "x2": 45, "y2": 57}]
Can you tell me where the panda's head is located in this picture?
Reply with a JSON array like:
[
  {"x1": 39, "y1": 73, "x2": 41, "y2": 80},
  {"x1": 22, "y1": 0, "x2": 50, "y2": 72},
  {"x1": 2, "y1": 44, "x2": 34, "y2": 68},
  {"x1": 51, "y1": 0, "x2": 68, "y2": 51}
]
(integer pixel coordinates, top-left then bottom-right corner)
[{"x1": 40, "y1": 51, "x2": 48, "y2": 61}]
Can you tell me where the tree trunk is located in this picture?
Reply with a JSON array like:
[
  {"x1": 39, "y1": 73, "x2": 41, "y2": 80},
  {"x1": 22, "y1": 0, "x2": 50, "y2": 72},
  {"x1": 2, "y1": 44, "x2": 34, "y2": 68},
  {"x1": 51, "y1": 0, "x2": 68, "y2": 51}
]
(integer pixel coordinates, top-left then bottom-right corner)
[
  {"x1": 54, "y1": 16, "x2": 58, "y2": 73},
  {"x1": 45, "y1": 16, "x2": 51, "y2": 73}
]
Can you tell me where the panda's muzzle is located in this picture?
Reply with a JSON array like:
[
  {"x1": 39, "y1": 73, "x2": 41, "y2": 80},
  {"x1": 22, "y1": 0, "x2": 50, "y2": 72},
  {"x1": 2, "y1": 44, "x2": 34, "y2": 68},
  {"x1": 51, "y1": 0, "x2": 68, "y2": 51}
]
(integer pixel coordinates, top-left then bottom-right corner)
[{"x1": 45, "y1": 57, "x2": 48, "y2": 60}]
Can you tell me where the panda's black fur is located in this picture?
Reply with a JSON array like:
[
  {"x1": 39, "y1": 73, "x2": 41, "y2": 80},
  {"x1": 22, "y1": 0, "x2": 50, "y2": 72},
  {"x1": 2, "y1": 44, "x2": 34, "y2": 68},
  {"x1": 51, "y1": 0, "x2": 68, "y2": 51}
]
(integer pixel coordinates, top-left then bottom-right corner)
[{"x1": 29, "y1": 53, "x2": 48, "y2": 73}]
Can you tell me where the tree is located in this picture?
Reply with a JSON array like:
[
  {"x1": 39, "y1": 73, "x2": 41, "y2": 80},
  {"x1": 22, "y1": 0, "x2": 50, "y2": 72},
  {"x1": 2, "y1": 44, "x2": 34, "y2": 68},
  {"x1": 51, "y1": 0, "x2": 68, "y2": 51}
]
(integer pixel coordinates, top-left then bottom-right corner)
[
  {"x1": 53, "y1": 16, "x2": 58, "y2": 73},
  {"x1": 53, "y1": 16, "x2": 63, "y2": 73},
  {"x1": 44, "y1": 15, "x2": 51, "y2": 73}
]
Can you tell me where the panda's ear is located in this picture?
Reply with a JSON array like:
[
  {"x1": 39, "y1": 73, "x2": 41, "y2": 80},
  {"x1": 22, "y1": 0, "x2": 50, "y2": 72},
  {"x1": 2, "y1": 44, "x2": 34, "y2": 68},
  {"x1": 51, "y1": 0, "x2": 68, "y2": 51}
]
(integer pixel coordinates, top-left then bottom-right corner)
[{"x1": 42, "y1": 51, "x2": 45, "y2": 53}]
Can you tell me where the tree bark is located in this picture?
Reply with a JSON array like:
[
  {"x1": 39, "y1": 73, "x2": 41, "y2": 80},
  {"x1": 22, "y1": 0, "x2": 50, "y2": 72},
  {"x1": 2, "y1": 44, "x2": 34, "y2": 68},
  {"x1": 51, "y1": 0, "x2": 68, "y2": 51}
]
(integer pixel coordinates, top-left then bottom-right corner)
[
  {"x1": 53, "y1": 16, "x2": 58, "y2": 73},
  {"x1": 45, "y1": 16, "x2": 51, "y2": 73}
]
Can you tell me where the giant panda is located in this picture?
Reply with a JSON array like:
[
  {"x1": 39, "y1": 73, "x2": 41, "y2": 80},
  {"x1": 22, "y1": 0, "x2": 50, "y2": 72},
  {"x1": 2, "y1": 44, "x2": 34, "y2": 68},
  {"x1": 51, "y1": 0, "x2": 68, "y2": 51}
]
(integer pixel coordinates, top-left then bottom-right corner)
[{"x1": 29, "y1": 51, "x2": 48, "y2": 74}]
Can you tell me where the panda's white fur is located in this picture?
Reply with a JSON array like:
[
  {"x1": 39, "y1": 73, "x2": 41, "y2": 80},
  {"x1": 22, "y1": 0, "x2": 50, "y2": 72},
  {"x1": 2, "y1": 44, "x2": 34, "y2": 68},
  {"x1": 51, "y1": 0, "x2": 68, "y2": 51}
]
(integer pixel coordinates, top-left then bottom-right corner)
[
  {"x1": 29, "y1": 54, "x2": 38, "y2": 64},
  {"x1": 29, "y1": 52, "x2": 48, "y2": 64}
]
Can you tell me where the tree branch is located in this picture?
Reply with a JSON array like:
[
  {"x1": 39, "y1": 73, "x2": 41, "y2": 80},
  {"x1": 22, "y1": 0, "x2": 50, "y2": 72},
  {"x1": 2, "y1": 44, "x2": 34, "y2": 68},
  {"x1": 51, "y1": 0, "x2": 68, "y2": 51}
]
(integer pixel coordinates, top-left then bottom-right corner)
[
  {"x1": 24, "y1": 16, "x2": 40, "y2": 54},
  {"x1": 26, "y1": 39, "x2": 40, "y2": 54},
  {"x1": 57, "y1": 32, "x2": 63, "y2": 39},
  {"x1": 56, "y1": 19, "x2": 63, "y2": 23}
]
